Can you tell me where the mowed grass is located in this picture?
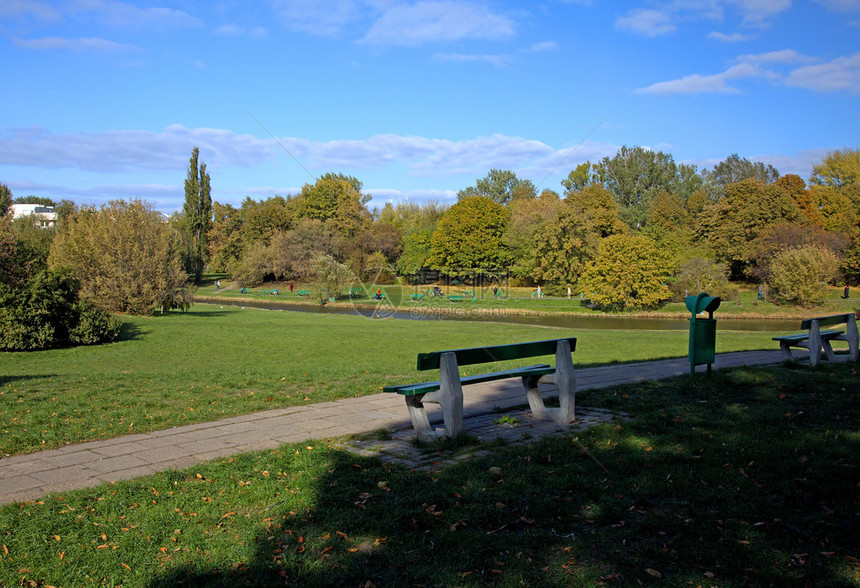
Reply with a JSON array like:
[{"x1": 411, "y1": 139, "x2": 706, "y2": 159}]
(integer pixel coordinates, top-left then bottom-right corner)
[
  {"x1": 0, "y1": 363, "x2": 857, "y2": 586},
  {"x1": 0, "y1": 305, "x2": 781, "y2": 456}
]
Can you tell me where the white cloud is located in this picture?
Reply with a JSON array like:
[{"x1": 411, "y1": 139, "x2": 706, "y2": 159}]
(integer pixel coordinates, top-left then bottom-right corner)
[
  {"x1": 67, "y1": 1, "x2": 202, "y2": 30},
  {"x1": 528, "y1": 40, "x2": 558, "y2": 52},
  {"x1": 0, "y1": 126, "x2": 272, "y2": 171},
  {"x1": 214, "y1": 23, "x2": 267, "y2": 38},
  {"x1": 270, "y1": 0, "x2": 361, "y2": 36},
  {"x1": 0, "y1": 0, "x2": 62, "y2": 22},
  {"x1": 615, "y1": 8, "x2": 676, "y2": 37},
  {"x1": 434, "y1": 52, "x2": 510, "y2": 67},
  {"x1": 785, "y1": 53, "x2": 860, "y2": 93},
  {"x1": 814, "y1": 0, "x2": 860, "y2": 12},
  {"x1": 736, "y1": 49, "x2": 818, "y2": 64},
  {"x1": 708, "y1": 30, "x2": 749, "y2": 42},
  {"x1": 12, "y1": 36, "x2": 138, "y2": 51},
  {"x1": 362, "y1": 1, "x2": 517, "y2": 46},
  {"x1": 729, "y1": 0, "x2": 791, "y2": 25},
  {"x1": 637, "y1": 62, "x2": 771, "y2": 94},
  {"x1": 617, "y1": 1, "x2": 791, "y2": 38}
]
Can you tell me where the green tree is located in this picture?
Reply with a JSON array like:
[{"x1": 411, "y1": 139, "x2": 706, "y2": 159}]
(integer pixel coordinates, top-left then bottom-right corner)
[
  {"x1": 591, "y1": 146, "x2": 699, "y2": 228},
  {"x1": 182, "y1": 146, "x2": 212, "y2": 283},
  {"x1": 768, "y1": 245, "x2": 839, "y2": 306},
  {"x1": 294, "y1": 173, "x2": 371, "y2": 238},
  {"x1": 430, "y1": 196, "x2": 510, "y2": 276},
  {"x1": 457, "y1": 169, "x2": 535, "y2": 205},
  {"x1": 701, "y1": 153, "x2": 780, "y2": 196},
  {"x1": 529, "y1": 204, "x2": 599, "y2": 291},
  {"x1": 0, "y1": 183, "x2": 11, "y2": 213},
  {"x1": 396, "y1": 231, "x2": 433, "y2": 277},
  {"x1": 504, "y1": 195, "x2": 564, "y2": 281},
  {"x1": 810, "y1": 148, "x2": 860, "y2": 188},
  {"x1": 13, "y1": 195, "x2": 55, "y2": 206},
  {"x1": 564, "y1": 185, "x2": 627, "y2": 238},
  {"x1": 580, "y1": 234, "x2": 672, "y2": 310},
  {"x1": 561, "y1": 162, "x2": 596, "y2": 194},
  {"x1": 695, "y1": 179, "x2": 802, "y2": 278},
  {"x1": 49, "y1": 199, "x2": 192, "y2": 314}
]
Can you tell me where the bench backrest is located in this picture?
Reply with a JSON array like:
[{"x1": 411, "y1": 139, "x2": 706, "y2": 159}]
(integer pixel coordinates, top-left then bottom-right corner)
[
  {"x1": 416, "y1": 337, "x2": 577, "y2": 371},
  {"x1": 801, "y1": 314, "x2": 855, "y2": 329}
]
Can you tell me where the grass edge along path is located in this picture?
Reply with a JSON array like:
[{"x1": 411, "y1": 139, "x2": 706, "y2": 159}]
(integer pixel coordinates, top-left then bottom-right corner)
[
  {"x1": 1, "y1": 305, "x2": 779, "y2": 457},
  {"x1": 0, "y1": 362, "x2": 857, "y2": 586}
]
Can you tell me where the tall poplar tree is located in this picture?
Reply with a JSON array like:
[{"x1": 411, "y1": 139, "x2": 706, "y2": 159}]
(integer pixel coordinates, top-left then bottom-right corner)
[{"x1": 182, "y1": 146, "x2": 212, "y2": 283}]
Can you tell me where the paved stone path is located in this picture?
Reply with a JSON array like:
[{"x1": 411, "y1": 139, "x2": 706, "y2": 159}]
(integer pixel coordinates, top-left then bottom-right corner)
[{"x1": 0, "y1": 350, "x2": 793, "y2": 506}]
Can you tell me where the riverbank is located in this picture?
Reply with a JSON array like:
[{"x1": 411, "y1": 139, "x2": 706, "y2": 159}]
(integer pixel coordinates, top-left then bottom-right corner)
[{"x1": 194, "y1": 288, "x2": 860, "y2": 322}]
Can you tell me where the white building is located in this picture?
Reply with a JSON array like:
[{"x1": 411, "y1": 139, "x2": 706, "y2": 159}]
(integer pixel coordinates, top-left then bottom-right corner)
[{"x1": 10, "y1": 204, "x2": 57, "y2": 228}]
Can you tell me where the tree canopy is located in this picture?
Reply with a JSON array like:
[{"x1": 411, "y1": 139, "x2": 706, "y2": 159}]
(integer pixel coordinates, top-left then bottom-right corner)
[{"x1": 430, "y1": 196, "x2": 510, "y2": 276}]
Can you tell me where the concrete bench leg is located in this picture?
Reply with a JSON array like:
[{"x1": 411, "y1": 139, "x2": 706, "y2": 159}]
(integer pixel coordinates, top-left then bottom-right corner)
[
  {"x1": 848, "y1": 315, "x2": 859, "y2": 361},
  {"x1": 522, "y1": 339, "x2": 575, "y2": 425},
  {"x1": 405, "y1": 351, "x2": 464, "y2": 442},
  {"x1": 778, "y1": 340, "x2": 796, "y2": 362},
  {"x1": 809, "y1": 320, "x2": 822, "y2": 367}
]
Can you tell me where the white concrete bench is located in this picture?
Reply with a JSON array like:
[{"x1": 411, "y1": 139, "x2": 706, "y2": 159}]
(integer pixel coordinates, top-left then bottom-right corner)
[{"x1": 773, "y1": 313, "x2": 859, "y2": 366}]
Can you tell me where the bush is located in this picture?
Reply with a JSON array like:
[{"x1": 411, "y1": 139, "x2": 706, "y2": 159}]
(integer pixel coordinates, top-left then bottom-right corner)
[
  {"x1": 70, "y1": 300, "x2": 122, "y2": 345},
  {"x1": 767, "y1": 245, "x2": 839, "y2": 307},
  {"x1": 0, "y1": 269, "x2": 120, "y2": 351},
  {"x1": 670, "y1": 257, "x2": 734, "y2": 301}
]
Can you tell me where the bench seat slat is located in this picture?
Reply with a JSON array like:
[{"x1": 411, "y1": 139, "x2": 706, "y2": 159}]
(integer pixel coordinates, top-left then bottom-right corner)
[
  {"x1": 773, "y1": 329, "x2": 843, "y2": 343},
  {"x1": 384, "y1": 364, "x2": 554, "y2": 396},
  {"x1": 417, "y1": 337, "x2": 577, "y2": 371}
]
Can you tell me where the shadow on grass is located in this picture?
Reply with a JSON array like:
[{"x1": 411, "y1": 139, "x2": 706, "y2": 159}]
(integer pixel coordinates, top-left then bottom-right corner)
[
  {"x1": 146, "y1": 363, "x2": 860, "y2": 587},
  {"x1": 0, "y1": 374, "x2": 60, "y2": 386}
]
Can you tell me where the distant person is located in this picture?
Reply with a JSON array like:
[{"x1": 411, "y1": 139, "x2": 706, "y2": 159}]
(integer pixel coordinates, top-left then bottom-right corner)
[
  {"x1": 756, "y1": 285, "x2": 765, "y2": 301},
  {"x1": 537, "y1": 285, "x2": 542, "y2": 298},
  {"x1": 844, "y1": 285, "x2": 850, "y2": 299},
  {"x1": 375, "y1": 288, "x2": 382, "y2": 300},
  {"x1": 289, "y1": 283, "x2": 294, "y2": 293},
  {"x1": 567, "y1": 286, "x2": 571, "y2": 299}
]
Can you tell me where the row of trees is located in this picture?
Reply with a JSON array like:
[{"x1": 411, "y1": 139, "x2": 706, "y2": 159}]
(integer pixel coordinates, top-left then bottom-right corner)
[{"x1": 3, "y1": 145, "x2": 859, "y2": 347}]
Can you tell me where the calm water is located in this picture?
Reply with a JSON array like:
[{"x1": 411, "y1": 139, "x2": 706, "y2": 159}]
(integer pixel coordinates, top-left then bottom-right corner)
[{"x1": 201, "y1": 299, "x2": 797, "y2": 332}]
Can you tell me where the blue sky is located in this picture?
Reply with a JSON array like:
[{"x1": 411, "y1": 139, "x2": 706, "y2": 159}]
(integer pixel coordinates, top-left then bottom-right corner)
[{"x1": 1, "y1": 0, "x2": 858, "y2": 213}]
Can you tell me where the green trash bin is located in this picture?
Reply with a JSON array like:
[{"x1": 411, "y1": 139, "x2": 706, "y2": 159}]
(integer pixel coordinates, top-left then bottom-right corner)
[{"x1": 685, "y1": 292, "x2": 721, "y2": 377}]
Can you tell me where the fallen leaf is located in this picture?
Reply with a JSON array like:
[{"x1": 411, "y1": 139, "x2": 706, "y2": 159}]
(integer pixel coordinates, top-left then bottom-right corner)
[{"x1": 645, "y1": 568, "x2": 661, "y2": 578}]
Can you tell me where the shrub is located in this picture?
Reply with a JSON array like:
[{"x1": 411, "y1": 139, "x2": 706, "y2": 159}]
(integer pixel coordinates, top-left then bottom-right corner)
[
  {"x1": 767, "y1": 245, "x2": 839, "y2": 307},
  {"x1": 670, "y1": 257, "x2": 734, "y2": 301},
  {"x1": 0, "y1": 269, "x2": 120, "y2": 351}
]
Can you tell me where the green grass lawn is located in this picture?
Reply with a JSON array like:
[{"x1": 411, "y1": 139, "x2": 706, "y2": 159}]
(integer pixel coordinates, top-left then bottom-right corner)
[
  {"x1": 0, "y1": 305, "x2": 780, "y2": 457},
  {"x1": 0, "y1": 362, "x2": 857, "y2": 586}
]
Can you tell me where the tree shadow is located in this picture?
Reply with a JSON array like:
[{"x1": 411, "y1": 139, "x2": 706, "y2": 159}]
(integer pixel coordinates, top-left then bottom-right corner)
[
  {"x1": 0, "y1": 374, "x2": 60, "y2": 386},
  {"x1": 146, "y1": 365, "x2": 859, "y2": 586}
]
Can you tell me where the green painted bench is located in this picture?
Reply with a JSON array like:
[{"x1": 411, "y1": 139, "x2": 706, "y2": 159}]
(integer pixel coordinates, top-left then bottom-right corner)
[
  {"x1": 411, "y1": 294, "x2": 424, "y2": 301},
  {"x1": 349, "y1": 289, "x2": 363, "y2": 298},
  {"x1": 383, "y1": 338, "x2": 576, "y2": 442},
  {"x1": 296, "y1": 290, "x2": 309, "y2": 297},
  {"x1": 448, "y1": 295, "x2": 464, "y2": 303},
  {"x1": 773, "y1": 313, "x2": 859, "y2": 366}
]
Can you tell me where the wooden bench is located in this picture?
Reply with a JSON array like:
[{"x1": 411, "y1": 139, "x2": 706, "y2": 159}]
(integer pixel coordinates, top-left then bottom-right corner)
[
  {"x1": 383, "y1": 338, "x2": 576, "y2": 442},
  {"x1": 296, "y1": 290, "x2": 309, "y2": 297},
  {"x1": 773, "y1": 313, "x2": 859, "y2": 366},
  {"x1": 448, "y1": 295, "x2": 464, "y2": 303}
]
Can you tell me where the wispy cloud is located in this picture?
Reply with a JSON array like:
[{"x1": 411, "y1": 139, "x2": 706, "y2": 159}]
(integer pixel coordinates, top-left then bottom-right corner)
[
  {"x1": 814, "y1": 0, "x2": 860, "y2": 12},
  {"x1": 214, "y1": 23, "x2": 267, "y2": 38},
  {"x1": 708, "y1": 31, "x2": 749, "y2": 42},
  {"x1": 528, "y1": 40, "x2": 559, "y2": 52},
  {"x1": 637, "y1": 62, "x2": 772, "y2": 94},
  {"x1": 12, "y1": 36, "x2": 138, "y2": 51},
  {"x1": 68, "y1": 1, "x2": 202, "y2": 30},
  {"x1": 785, "y1": 53, "x2": 860, "y2": 93},
  {"x1": 637, "y1": 49, "x2": 859, "y2": 95},
  {"x1": 615, "y1": 8, "x2": 676, "y2": 37},
  {"x1": 434, "y1": 52, "x2": 510, "y2": 67},
  {"x1": 616, "y1": 0, "x2": 791, "y2": 38},
  {"x1": 362, "y1": 1, "x2": 517, "y2": 46},
  {"x1": 269, "y1": 0, "x2": 361, "y2": 36}
]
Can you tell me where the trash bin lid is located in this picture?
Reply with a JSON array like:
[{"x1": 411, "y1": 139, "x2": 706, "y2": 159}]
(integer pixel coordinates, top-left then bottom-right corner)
[{"x1": 685, "y1": 292, "x2": 721, "y2": 315}]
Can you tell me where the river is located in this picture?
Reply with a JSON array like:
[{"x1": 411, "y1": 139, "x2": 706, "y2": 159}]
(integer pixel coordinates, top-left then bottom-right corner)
[{"x1": 198, "y1": 299, "x2": 797, "y2": 332}]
